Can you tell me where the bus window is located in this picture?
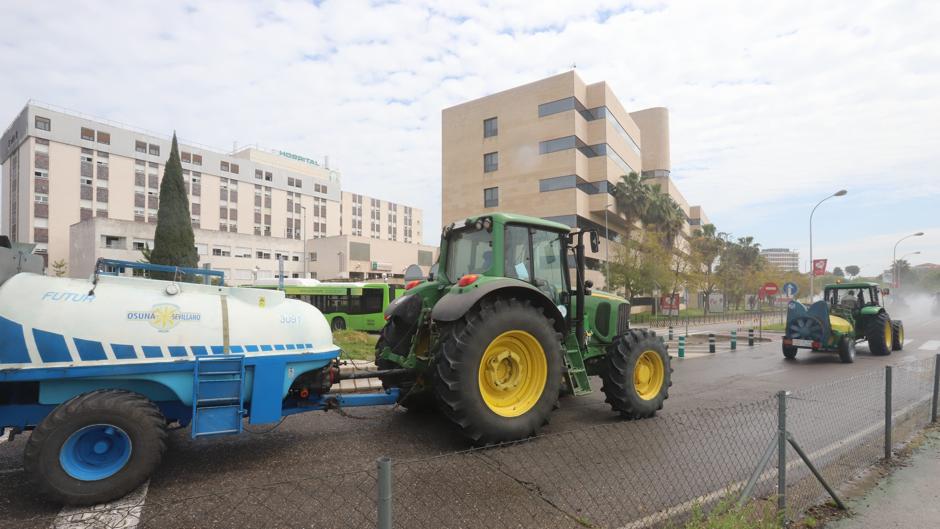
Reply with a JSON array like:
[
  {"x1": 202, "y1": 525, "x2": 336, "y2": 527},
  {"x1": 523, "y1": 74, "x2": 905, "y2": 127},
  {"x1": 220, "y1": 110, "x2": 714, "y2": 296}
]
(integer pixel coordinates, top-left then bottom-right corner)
[{"x1": 361, "y1": 289, "x2": 384, "y2": 314}]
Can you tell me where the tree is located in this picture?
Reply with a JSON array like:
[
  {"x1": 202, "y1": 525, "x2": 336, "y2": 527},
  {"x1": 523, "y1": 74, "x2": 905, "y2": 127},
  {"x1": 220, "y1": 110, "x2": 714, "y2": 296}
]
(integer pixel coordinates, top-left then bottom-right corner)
[
  {"x1": 845, "y1": 265, "x2": 860, "y2": 278},
  {"x1": 611, "y1": 172, "x2": 653, "y2": 241},
  {"x1": 148, "y1": 133, "x2": 198, "y2": 279},
  {"x1": 604, "y1": 231, "x2": 672, "y2": 301},
  {"x1": 51, "y1": 259, "x2": 68, "y2": 277},
  {"x1": 833, "y1": 266, "x2": 845, "y2": 277},
  {"x1": 687, "y1": 224, "x2": 724, "y2": 313}
]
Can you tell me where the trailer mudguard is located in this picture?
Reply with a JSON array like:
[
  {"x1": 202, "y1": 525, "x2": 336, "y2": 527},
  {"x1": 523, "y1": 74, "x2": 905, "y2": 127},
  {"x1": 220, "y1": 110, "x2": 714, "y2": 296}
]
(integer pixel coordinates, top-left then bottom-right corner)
[{"x1": 431, "y1": 278, "x2": 566, "y2": 333}]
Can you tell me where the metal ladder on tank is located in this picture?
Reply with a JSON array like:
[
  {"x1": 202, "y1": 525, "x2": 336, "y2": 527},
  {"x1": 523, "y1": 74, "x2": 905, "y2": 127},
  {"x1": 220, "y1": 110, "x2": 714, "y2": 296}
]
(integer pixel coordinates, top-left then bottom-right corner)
[{"x1": 191, "y1": 355, "x2": 246, "y2": 438}]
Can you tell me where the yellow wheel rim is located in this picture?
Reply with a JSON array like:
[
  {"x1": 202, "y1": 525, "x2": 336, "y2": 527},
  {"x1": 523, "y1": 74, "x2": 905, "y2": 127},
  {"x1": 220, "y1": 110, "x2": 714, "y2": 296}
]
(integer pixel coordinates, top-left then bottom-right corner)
[
  {"x1": 885, "y1": 321, "x2": 892, "y2": 349},
  {"x1": 478, "y1": 331, "x2": 548, "y2": 418},
  {"x1": 634, "y1": 350, "x2": 665, "y2": 401}
]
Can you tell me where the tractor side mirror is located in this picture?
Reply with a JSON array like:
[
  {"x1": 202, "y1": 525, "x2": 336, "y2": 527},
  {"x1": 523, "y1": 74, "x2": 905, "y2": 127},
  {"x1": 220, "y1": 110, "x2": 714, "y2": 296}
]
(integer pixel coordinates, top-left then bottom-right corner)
[
  {"x1": 584, "y1": 279, "x2": 594, "y2": 294},
  {"x1": 882, "y1": 288, "x2": 890, "y2": 296},
  {"x1": 589, "y1": 231, "x2": 600, "y2": 253}
]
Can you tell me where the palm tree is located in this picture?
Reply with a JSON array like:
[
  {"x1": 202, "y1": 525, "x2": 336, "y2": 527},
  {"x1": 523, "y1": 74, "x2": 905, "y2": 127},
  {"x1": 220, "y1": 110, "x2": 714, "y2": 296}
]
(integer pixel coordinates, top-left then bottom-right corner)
[{"x1": 612, "y1": 172, "x2": 653, "y2": 240}]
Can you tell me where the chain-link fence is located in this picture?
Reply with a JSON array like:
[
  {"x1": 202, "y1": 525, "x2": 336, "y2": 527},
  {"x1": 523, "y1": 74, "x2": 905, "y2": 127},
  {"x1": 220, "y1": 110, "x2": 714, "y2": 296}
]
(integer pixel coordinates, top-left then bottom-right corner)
[
  {"x1": 630, "y1": 309, "x2": 786, "y2": 329},
  {"x1": 9, "y1": 355, "x2": 940, "y2": 529}
]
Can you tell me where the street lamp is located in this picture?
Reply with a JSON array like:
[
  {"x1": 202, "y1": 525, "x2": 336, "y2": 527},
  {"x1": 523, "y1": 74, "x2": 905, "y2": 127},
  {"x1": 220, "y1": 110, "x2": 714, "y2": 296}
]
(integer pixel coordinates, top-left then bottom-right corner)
[
  {"x1": 893, "y1": 233, "x2": 924, "y2": 288},
  {"x1": 301, "y1": 206, "x2": 308, "y2": 278},
  {"x1": 809, "y1": 189, "x2": 847, "y2": 300}
]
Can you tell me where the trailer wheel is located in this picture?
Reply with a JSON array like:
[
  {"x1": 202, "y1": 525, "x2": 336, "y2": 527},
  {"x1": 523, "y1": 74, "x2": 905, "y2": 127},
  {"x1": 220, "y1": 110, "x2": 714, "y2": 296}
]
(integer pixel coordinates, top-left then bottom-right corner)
[
  {"x1": 838, "y1": 336, "x2": 856, "y2": 363},
  {"x1": 331, "y1": 317, "x2": 347, "y2": 331},
  {"x1": 24, "y1": 390, "x2": 167, "y2": 505},
  {"x1": 782, "y1": 345, "x2": 798, "y2": 359}
]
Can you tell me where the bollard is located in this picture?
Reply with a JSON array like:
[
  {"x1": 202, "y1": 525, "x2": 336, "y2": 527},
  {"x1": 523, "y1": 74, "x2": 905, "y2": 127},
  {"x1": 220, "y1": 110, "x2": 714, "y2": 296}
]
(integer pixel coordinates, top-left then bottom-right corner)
[
  {"x1": 709, "y1": 333, "x2": 716, "y2": 353},
  {"x1": 748, "y1": 328, "x2": 755, "y2": 347},
  {"x1": 731, "y1": 330, "x2": 737, "y2": 351},
  {"x1": 668, "y1": 325, "x2": 673, "y2": 341},
  {"x1": 885, "y1": 366, "x2": 893, "y2": 460},
  {"x1": 377, "y1": 456, "x2": 392, "y2": 529},
  {"x1": 678, "y1": 336, "x2": 685, "y2": 358}
]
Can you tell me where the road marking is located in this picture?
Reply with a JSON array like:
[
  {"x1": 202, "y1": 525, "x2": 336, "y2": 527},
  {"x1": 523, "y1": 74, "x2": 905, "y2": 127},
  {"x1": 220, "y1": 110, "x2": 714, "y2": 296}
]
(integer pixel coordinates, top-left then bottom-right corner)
[
  {"x1": 52, "y1": 481, "x2": 148, "y2": 529},
  {"x1": 904, "y1": 339, "x2": 913, "y2": 346},
  {"x1": 618, "y1": 395, "x2": 932, "y2": 529},
  {"x1": 918, "y1": 340, "x2": 940, "y2": 351}
]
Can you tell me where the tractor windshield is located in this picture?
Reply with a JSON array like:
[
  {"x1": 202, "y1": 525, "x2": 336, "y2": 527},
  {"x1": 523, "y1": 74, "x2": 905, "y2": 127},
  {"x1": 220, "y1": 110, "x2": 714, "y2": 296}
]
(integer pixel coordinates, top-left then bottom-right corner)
[{"x1": 445, "y1": 227, "x2": 493, "y2": 282}]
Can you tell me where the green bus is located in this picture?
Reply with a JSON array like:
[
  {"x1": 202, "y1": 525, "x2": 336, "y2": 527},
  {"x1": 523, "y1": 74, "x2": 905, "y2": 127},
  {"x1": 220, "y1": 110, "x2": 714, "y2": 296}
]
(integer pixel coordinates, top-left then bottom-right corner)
[{"x1": 253, "y1": 279, "x2": 401, "y2": 331}]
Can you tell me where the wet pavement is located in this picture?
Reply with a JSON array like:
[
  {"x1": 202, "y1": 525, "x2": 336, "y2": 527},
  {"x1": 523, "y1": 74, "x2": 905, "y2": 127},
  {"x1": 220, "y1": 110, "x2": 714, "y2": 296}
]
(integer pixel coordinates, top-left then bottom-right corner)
[{"x1": 829, "y1": 430, "x2": 940, "y2": 529}]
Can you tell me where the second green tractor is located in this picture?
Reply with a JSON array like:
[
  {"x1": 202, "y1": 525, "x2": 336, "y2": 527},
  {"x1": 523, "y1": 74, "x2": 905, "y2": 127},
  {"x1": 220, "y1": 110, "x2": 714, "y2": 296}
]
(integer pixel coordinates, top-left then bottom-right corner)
[{"x1": 375, "y1": 213, "x2": 672, "y2": 444}]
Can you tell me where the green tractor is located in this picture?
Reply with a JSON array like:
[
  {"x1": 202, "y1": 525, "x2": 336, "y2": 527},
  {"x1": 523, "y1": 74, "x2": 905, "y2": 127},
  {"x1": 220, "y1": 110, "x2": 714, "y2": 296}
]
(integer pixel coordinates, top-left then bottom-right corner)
[
  {"x1": 374, "y1": 213, "x2": 672, "y2": 444},
  {"x1": 782, "y1": 282, "x2": 904, "y2": 363}
]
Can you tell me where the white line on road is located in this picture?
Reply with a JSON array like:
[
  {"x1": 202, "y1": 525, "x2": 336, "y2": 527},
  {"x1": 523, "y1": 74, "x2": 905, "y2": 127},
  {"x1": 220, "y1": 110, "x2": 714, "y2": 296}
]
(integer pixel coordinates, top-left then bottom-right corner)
[
  {"x1": 618, "y1": 395, "x2": 932, "y2": 529},
  {"x1": 52, "y1": 481, "x2": 149, "y2": 529},
  {"x1": 918, "y1": 340, "x2": 940, "y2": 351},
  {"x1": 904, "y1": 339, "x2": 913, "y2": 346}
]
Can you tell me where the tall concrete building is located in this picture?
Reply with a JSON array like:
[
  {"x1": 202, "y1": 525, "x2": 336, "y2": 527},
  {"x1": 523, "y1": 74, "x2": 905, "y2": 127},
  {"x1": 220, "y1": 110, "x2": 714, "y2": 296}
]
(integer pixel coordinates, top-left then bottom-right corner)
[
  {"x1": 1, "y1": 102, "x2": 432, "y2": 282},
  {"x1": 442, "y1": 71, "x2": 708, "y2": 287},
  {"x1": 760, "y1": 248, "x2": 800, "y2": 272}
]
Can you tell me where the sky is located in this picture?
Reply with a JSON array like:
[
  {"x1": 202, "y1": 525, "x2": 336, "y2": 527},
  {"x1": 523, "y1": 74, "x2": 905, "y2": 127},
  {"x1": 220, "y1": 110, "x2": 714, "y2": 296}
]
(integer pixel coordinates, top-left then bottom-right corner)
[{"x1": 1, "y1": 0, "x2": 938, "y2": 276}]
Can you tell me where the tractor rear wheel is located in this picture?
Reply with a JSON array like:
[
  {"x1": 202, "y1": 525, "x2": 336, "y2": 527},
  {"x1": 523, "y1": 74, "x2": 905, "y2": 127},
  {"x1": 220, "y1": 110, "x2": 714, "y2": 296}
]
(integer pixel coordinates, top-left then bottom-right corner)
[
  {"x1": 866, "y1": 313, "x2": 893, "y2": 356},
  {"x1": 434, "y1": 297, "x2": 563, "y2": 445},
  {"x1": 838, "y1": 336, "x2": 856, "y2": 363},
  {"x1": 891, "y1": 320, "x2": 904, "y2": 351},
  {"x1": 600, "y1": 329, "x2": 672, "y2": 419},
  {"x1": 782, "y1": 345, "x2": 798, "y2": 359}
]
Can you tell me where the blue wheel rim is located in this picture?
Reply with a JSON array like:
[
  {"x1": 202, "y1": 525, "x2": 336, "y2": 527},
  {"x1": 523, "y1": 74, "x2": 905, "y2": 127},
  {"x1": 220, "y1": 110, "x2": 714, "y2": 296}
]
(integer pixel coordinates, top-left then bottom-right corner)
[{"x1": 59, "y1": 424, "x2": 132, "y2": 481}]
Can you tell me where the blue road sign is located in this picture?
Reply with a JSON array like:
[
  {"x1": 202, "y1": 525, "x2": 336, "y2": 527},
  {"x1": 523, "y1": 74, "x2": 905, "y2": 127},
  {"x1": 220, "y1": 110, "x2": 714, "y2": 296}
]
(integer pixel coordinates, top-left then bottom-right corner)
[{"x1": 782, "y1": 282, "x2": 799, "y2": 297}]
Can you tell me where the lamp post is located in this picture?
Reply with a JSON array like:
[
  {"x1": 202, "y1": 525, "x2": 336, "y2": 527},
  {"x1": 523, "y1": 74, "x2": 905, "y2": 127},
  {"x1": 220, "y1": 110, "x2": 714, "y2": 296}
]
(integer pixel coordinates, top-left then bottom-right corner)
[
  {"x1": 301, "y1": 206, "x2": 307, "y2": 278},
  {"x1": 809, "y1": 189, "x2": 847, "y2": 301},
  {"x1": 893, "y1": 233, "x2": 924, "y2": 288}
]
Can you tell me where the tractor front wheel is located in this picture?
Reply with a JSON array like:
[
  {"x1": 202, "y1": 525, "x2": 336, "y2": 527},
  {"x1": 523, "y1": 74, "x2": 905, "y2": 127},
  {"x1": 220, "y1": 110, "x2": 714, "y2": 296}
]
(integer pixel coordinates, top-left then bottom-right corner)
[
  {"x1": 866, "y1": 313, "x2": 893, "y2": 356},
  {"x1": 600, "y1": 329, "x2": 672, "y2": 419},
  {"x1": 891, "y1": 320, "x2": 904, "y2": 351},
  {"x1": 434, "y1": 298, "x2": 563, "y2": 445}
]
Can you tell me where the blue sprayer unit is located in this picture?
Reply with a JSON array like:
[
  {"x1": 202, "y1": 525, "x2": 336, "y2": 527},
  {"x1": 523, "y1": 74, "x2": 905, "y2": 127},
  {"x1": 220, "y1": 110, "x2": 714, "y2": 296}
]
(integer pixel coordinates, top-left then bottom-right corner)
[{"x1": 0, "y1": 243, "x2": 399, "y2": 505}]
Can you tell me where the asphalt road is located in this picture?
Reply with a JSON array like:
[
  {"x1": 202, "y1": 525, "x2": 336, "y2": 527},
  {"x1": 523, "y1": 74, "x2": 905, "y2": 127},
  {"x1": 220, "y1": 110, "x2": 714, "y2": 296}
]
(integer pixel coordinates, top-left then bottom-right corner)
[{"x1": 3, "y1": 310, "x2": 939, "y2": 529}]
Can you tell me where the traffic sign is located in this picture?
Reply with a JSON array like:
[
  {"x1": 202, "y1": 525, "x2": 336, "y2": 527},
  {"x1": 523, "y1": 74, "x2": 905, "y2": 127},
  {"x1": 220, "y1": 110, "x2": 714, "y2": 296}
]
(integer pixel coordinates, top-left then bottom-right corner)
[
  {"x1": 782, "y1": 282, "x2": 799, "y2": 297},
  {"x1": 762, "y1": 282, "x2": 779, "y2": 296}
]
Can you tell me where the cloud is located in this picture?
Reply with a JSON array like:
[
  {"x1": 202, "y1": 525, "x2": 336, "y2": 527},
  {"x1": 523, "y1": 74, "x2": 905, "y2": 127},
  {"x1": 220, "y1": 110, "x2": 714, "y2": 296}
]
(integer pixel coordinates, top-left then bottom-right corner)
[{"x1": 0, "y1": 0, "x2": 937, "y2": 273}]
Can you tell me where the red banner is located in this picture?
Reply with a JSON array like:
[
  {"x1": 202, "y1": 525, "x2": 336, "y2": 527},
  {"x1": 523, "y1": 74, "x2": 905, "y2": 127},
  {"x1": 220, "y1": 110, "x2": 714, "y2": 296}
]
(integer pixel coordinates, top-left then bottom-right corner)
[{"x1": 812, "y1": 259, "x2": 827, "y2": 276}]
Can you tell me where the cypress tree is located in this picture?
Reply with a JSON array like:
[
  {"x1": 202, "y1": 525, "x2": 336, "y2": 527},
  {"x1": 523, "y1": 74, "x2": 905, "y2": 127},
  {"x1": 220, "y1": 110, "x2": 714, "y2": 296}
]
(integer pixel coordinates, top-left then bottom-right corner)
[{"x1": 149, "y1": 133, "x2": 198, "y2": 279}]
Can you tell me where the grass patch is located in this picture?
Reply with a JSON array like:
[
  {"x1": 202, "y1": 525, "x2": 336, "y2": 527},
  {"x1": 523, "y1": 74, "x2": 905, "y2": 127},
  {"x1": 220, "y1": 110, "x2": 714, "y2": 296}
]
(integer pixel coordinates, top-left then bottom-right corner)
[
  {"x1": 759, "y1": 322, "x2": 786, "y2": 332},
  {"x1": 680, "y1": 499, "x2": 778, "y2": 529},
  {"x1": 333, "y1": 330, "x2": 378, "y2": 361}
]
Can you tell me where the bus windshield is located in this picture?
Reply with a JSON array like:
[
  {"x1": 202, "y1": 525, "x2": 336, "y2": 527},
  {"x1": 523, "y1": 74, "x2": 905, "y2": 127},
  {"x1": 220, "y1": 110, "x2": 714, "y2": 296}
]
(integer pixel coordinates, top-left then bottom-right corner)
[{"x1": 445, "y1": 228, "x2": 493, "y2": 282}]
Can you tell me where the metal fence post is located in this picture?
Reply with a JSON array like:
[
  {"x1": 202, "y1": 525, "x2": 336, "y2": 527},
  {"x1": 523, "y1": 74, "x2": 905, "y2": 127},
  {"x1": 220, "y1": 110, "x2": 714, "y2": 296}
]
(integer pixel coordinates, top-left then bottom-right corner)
[
  {"x1": 885, "y1": 366, "x2": 893, "y2": 460},
  {"x1": 777, "y1": 390, "x2": 787, "y2": 525},
  {"x1": 377, "y1": 456, "x2": 392, "y2": 529},
  {"x1": 932, "y1": 354, "x2": 940, "y2": 423}
]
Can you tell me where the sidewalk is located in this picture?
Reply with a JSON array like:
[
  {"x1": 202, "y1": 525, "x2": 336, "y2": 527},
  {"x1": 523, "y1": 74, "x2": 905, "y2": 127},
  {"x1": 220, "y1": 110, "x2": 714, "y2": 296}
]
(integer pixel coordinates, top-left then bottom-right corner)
[{"x1": 829, "y1": 430, "x2": 940, "y2": 528}]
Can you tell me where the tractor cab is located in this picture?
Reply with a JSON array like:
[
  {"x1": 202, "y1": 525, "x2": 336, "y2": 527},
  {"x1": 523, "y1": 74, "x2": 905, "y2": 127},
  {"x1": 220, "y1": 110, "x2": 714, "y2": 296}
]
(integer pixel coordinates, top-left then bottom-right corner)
[{"x1": 824, "y1": 283, "x2": 882, "y2": 322}]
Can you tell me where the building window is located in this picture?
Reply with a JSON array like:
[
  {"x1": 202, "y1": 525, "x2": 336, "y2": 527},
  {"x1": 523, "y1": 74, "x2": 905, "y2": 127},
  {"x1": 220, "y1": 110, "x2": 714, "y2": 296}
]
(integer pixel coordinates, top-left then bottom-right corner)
[
  {"x1": 35, "y1": 116, "x2": 51, "y2": 131},
  {"x1": 539, "y1": 136, "x2": 577, "y2": 154},
  {"x1": 148, "y1": 144, "x2": 160, "y2": 156},
  {"x1": 81, "y1": 127, "x2": 95, "y2": 141},
  {"x1": 484, "y1": 152, "x2": 498, "y2": 173},
  {"x1": 484, "y1": 187, "x2": 498, "y2": 208},
  {"x1": 96, "y1": 131, "x2": 110, "y2": 145},
  {"x1": 483, "y1": 117, "x2": 498, "y2": 138},
  {"x1": 182, "y1": 151, "x2": 191, "y2": 163},
  {"x1": 230, "y1": 163, "x2": 239, "y2": 174},
  {"x1": 255, "y1": 169, "x2": 263, "y2": 179},
  {"x1": 135, "y1": 141, "x2": 147, "y2": 153},
  {"x1": 265, "y1": 171, "x2": 272, "y2": 182},
  {"x1": 192, "y1": 154, "x2": 202, "y2": 165},
  {"x1": 221, "y1": 161, "x2": 230, "y2": 172}
]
